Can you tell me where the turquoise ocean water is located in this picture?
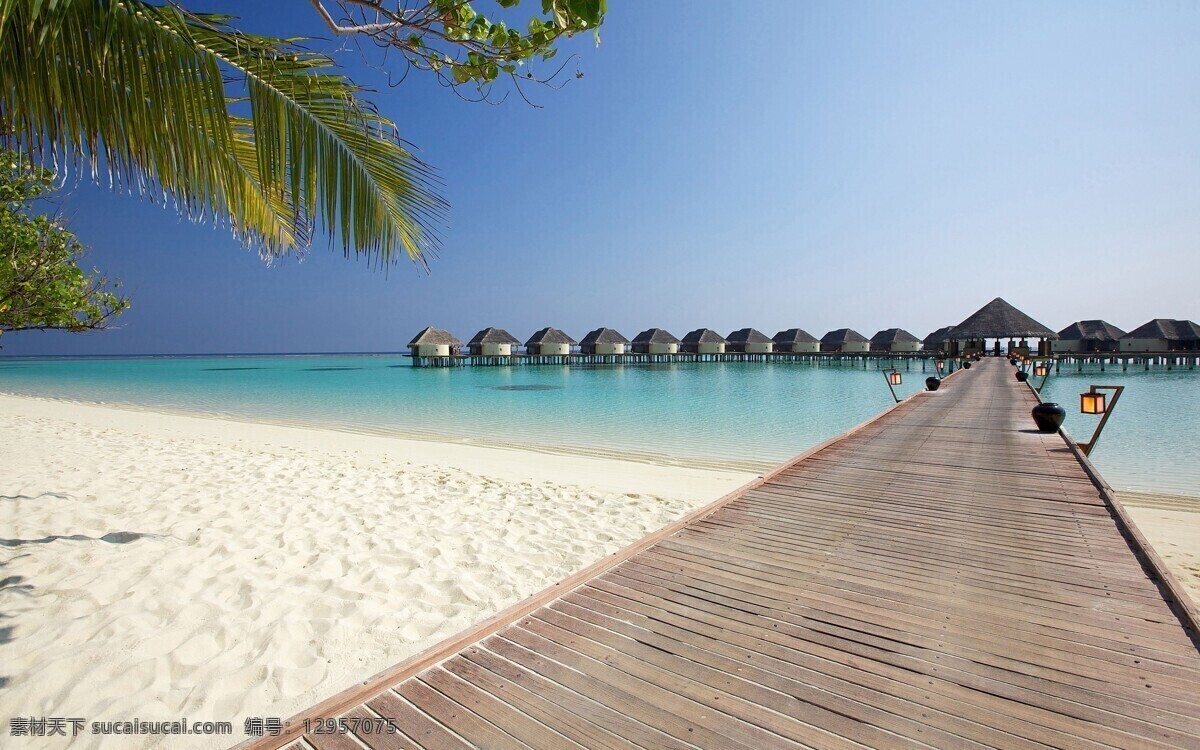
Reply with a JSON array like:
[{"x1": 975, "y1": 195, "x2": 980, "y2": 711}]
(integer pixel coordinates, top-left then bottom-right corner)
[
  {"x1": 1037, "y1": 364, "x2": 1199, "y2": 498},
  {"x1": 0, "y1": 355, "x2": 1196, "y2": 494}
]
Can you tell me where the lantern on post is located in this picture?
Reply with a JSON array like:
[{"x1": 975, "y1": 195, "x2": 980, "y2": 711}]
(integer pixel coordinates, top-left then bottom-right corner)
[
  {"x1": 883, "y1": 369, "x2": 902, "y2": 403},
  {"x1": 1080, "y1": 389, "x2": 1106, "y2": 414},
  {"x1": 1077, "y1": 385, "x2": 1124, "y2": 456},
  {"x1": 1032, "y1": 359, "x2": 1053, "y2": 393}
]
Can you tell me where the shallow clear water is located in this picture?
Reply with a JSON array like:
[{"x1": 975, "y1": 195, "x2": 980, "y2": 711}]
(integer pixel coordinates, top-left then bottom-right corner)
[
  {"x1": 0, "y1": 355, "x2": 934, "y2": 472},
  {"x1": 1, "y1": 356, "x2": 1196, "y2": 494},
  {"x1": 1037, "y1": 363, "x2": 1200, "y2": 497}
]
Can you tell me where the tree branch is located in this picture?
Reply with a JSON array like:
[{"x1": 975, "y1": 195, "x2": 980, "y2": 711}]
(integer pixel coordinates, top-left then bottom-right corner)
[{"x1": 308, "y1": 0, "x2": 405, "y2": 35}]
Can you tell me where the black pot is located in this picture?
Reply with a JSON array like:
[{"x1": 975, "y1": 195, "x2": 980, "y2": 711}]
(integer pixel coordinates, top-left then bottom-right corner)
[
  {"x1": 1015, "y1": 370, "x2": 1028, "y2": 382},
  {"x1": 1032, "y1": 402, "x2": 1066, "y2": 433},
  {"x1": 925, "y1": 376, "x2": 941, "y2": 391},
  {"x1": 962, "y1": 361, "x2": 971, "y2": 369},
  {"x1": 1009, "y1": 357, "x2": 1017, "y2": 365}
]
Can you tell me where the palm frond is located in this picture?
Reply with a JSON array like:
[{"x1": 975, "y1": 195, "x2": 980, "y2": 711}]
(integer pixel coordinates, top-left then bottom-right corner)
[{"x1": 0, "y1": 0, "x2": 445, "y2": 265}]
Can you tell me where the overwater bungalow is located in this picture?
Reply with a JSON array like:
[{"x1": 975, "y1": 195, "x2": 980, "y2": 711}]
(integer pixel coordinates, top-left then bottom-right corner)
[
  {"x1": 524, "y1": 327, "x2": 577, "y2": 356},
  {"x1": 408, "y1": 327, "x2": 462, "y2": 357},
  {"x1": 870, "y1": 328, "x2": 922, "y2": 353},
  {"x1": 923, "y1": 326, "x2": 955, "y2": 355},
  {"x1": 466, "y1": 327, "x2": 520, "y2": 356},
  {"x1": 821, "y1": 328, "x2": 870, "y2": 353},
  {"x1": 632, "y1": 328, "x2": 681, "y2": 354},
  {"x1": 580, "y1": 327, "x2": 630, "y2": 355},
  {"x1": 772, "y1": 328, "x2": 819, "y2": 353},
  {"x1": 1053, "y1": 320, "x2": 1127, "y2": 354},
  {"x1": 1119, "y1": 319, "x2": 1200, "y2": 352},
  {"x1": 681, "y1": 328, "x2": 728, "y2": 354},
  {"x1": 948, "y1": 297, "x2": 1058, "y2": 357},
  {"x1": 727, "y1": 328, "x2": 774, "y2": 354}
]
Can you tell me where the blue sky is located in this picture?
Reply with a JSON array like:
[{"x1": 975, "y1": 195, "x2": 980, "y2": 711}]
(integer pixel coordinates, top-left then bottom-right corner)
[{"x1": 4, "y1": 0, "x2": 1199, "y2": 355}]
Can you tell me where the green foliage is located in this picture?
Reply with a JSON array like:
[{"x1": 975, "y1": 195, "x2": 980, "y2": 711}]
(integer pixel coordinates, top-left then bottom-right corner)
[
  {"x1": 0, "y1": 152, "x2": 128, "y2": 336},
  {"x1": 310, "y1": 0, "x2": 608, "y2": 96},
  {"x1": 0, "y1": 0, "x2": 606, "y2": 268},
  {"x1": 0, "y1": 0, "x2": 447, "y2": 266}
]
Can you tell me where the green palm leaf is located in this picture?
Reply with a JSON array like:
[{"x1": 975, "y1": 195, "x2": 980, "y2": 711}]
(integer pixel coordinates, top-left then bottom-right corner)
[{"x1": 0, "y1": 0, "x2": 445, "y2": 265}]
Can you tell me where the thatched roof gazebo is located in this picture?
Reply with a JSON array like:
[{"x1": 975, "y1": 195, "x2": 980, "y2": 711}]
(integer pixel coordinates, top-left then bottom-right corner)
[
  {"x1": 466, "y1": 327, "x2": 520, "y2": 356},
  {"x1": 409, "y1": 327, "x2": 462, "y2": 357},
  {"x1": 870, "y1": 328, "x2": 922, "y2": 353},
  {"x1": 1120, "y1": 319, "x2": 1200, "y2": 353},
  {"x1": 949, "y1": 297, "x2": 1058, "y2": 356},
  {"x1": 1054, "y1": 320, "x2": 1127, "y2": 354},
  {"x1": 580, "y1": 327, "x2": 630, "y2": 355},
  {"x1": 820, "y1": 328, "x2": 869, "y2": 353},
  {"x1": 681, "y1": 328, "x2": 728, "y2": 354},
  {"x1": 524, "y1": 327, "x2": 577, "y2": 356},
  {"x1": 923, "y1": 326, "x2": 955, "y2": 353},
  {"x1": 772, "y1": 328, "x2": 819, "y2": 353},
  {"x1": 632, "y1": 328, "x2": 682, "y2": 355},
  {"x1": 727, "y1": 328, "x2": 773, "y2": 354}
]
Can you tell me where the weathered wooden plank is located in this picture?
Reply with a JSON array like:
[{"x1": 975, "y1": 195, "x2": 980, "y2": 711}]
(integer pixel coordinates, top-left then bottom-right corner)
[
  {"x1": 444, "y1": 651, "x2": 646, "y2": 750},
  {"x1": 565, "y1": 583, "x2": 1111, "y2": 750},
  {"x1": 341, "y1": 706, "x2": 419, "y2": 750},
  {"x1": 585, "y1": 572, "x2": 1182, "y2": 750},
  {"x1": 395, "y1": 679, "x2": 528, "y2": 750},
  {"x1": 490, "y1": 629, "x2": 766, "y2": 749},
  {"x1": 364, "y1": 691, "x2": 472, "y2": 750},
  {"x1": 467, "y1": 639, "x2": 695, "y2": 749}
]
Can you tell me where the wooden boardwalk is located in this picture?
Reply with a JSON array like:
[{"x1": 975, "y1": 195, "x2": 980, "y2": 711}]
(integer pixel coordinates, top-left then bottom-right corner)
[{"x1": 246, "y1": 358, "x2": 1200, "y2": 750}]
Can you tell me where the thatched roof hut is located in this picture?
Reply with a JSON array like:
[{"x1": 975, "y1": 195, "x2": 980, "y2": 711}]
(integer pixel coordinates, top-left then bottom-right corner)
[
  {"x1": 820, "y1": 328, "x2": 869, "y2": 353},
  {"x1": 683, "y1": 329, "x2": 728, "y2": 344},
  {"x1": 632, "y1": 328, "x2": 682, "y2": 354},
  {"x1": 681, "y1": 328, "x2": 728, "y2": 354},
  {"x1": 524, "y1": 327, "x2": 577, "y2": 356},
  {"x1": 408, "y1": 326, "x2": 462, "y2": 356},
  {"x1": 772, "y1": 328, "x2": 819, "y2": 353},
  {"x1": 870, "y1": 328, "x2": 921, "y2": 352},
  {"x1": 468, "y1": 328, "x2": 519, "y2": 346},
  {"x1": 1059, "y1": 320, "x2": 1127, "y2": 341},
  {"x1": 773, "y1": 329, "x2": 818, "y2": 345},
  {"x1": 409, "y1": 327, "x2": 461, "y2": 347},
  {"x1": 1054, "y1": 320, "x2": 1126, "y2": 353},
  {"x1": 724, "y1": 328, "x2": 772, "y2": 343},
  {"x1": 632, "y1": 328, "x2": 681, "y2": 345},
  {"x1": 582, "y1": 327, "x2": 630, "y2": 345},
  {"x1": 726, "y1": 328, "x2": 773, "y2": 353},
  {"x1": 580, "y1": 327, "x2": 630, "y2": 355},
  {"x1": 1123, "y1": 319, "x2": 1200, "y2": 340},
  {"x1": 950, "y1": 298, "x2": 1058, "y2": 340},
  {"x1": 923, "y1": 326, "x2": 955, "y2": 351},
  {"x1": 466, "y1": 327, "x2": 520, "y2": 356},
  {"x1": 525, "y1": 327, "x2": 577, "y2": 346},
  {"x1": 1120, "y1": 319, "x2": 1200, "y2": 352},
  {"x1": 822, "y1": 328, "x2": 868, "y2": 344}
]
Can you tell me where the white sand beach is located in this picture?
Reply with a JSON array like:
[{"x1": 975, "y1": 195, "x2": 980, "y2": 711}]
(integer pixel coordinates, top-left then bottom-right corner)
[
  {"x1": 0, "y1": 394, "x2": 754, "y2": 749},
  {"x1": 1120, "y1": 492, "x2": 1200, "y2": 608}
]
